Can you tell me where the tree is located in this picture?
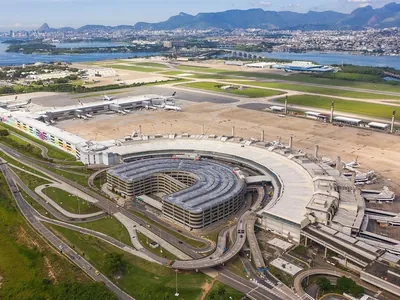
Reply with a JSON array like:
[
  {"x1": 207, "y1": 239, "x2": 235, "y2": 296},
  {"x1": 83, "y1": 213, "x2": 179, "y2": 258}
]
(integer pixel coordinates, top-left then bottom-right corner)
[
  {"x1": 336, "y1": 276, "x2": 353, "y2": 292},
  {"x1": 316, "y1": 277, "x2": 332, "y2": 292},
  {"x1": 103, "y1": 252, "x2": 124, "y2": 277},
  {"x1": 208, "y1": 292, "x2": 216, "y2": 300},
  {"x1": 217, "y1": 286, "x2": 226, "y2": 300}
]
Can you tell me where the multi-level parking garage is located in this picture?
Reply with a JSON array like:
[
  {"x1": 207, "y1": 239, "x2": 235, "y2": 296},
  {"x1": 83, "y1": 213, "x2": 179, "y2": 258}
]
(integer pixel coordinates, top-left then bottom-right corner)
[{"x1": 107, "y1": 158, "x2": 246, "y2": 229}]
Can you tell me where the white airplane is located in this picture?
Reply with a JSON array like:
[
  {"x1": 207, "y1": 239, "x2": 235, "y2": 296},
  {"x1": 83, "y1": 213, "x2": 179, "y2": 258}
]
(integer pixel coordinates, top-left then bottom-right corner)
[
  {"x1": 344, "y1": 157, "x2": 360, "y2": 168},
  {"x1": 155, "y1": 92, "x2": 177, "y2": 103},
  {"x1": 164, "y1": 104, "x2": 182, "y2": 111},
  {"x1": 103, "y1": 95, "x2": 113, "y2": 101},
  {"x1": 6, "y1": 98, "x2": 32, "y2": 110}
]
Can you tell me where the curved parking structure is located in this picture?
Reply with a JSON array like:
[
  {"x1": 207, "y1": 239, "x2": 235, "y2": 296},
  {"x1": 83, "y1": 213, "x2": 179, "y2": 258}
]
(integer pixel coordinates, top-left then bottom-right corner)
[{"x1": 107, "y1": 158, "x2": 246, "y2": 229}]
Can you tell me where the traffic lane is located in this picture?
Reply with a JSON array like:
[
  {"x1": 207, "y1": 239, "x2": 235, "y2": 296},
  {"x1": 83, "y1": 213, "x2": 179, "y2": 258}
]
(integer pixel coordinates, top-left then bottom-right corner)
[
  {"x1": 0, "y1": 144, "x2": 202, "y2": 259},
  {"x1": 1, "y1": 165, "x2": 134, "y2": 300},
  {"x1": 39, "y1": 216, "x2": 166, "y2": 265},
  {"x1": 172, "y1": 213, "x2": 250, "y2": 269},
  {"x1": 217, "y1": 271, "x2": 282, "y2": 300},
  {"x1": 3, "y1": 157, "x2": 283, "y2": 299}
]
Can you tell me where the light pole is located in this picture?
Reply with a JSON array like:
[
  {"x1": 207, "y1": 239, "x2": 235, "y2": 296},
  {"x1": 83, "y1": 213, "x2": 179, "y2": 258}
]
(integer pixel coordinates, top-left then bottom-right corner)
[
  {"x1": 175, "y1": 269, "x2": 179, "y2": 297},
  {"x1": 159, "y1": 228, "x2": 163, "y2": 254}
]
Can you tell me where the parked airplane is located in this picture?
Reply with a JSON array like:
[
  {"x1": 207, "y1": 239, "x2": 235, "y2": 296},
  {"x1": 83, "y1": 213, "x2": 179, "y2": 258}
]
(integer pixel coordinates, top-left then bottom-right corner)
[
  {"x1": 164, "y1": 104, "x2": 182, "y2": 111},
  {"x1": 345, "y1": 157, "x2": 360, "y2": 168},
  {"x1": 103, "y1": 94, "x2": 113, "y2": 101},
  {"x1": 6, "y1": 99, "x2": 32, "y2": 110}
]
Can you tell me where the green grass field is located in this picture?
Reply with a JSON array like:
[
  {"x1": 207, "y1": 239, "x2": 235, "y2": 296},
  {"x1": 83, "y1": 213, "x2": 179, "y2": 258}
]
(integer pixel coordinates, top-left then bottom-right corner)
[
  {"x1": 220, "y1": 71, "x2": 400, "y2": 93},
  {"x1": 161, "y1": 70, "x2": 187, "y2": 75},
  {"x1": 176, "y1": 65, "x2": 224, "y2": 73},
  {"x1": 275, "y1": 95, "x2": 400, "y2": 120},
  {"x1": 226, "y1": 257, "x2": 248, "y2": 279},
  {"x1": 0, "y1": 151, "x2": 51, "y2": 180},
  {"x1": 12, "y1": 168, "x2": 51, "y2": 189},
  {"x1": 204, "y1": 281, "x2": 244, "y2": 300},
  {"x1": 107, "y1": 64, "x2": 160, "y2": 73},
  {"x1": 182, "y1": 81, "x2": 284, "y2": 98},
  {"x1": 0, "y1": 133, "x2": 44, "y2": 159},
  {"x1": 19, "y1": 188, "x2": 54, "y2": 219},
  {"x1": 189, "y1": 73, "x2": 235, "y2": 80},
  {"x1": 42, "y1": 166, "x2": 90, "y2": 187},
  {"x1": 0, "y1": 173, "x2": 114, "y2": 299},
  {"x1": 48, "y1": 224, "x2": 221, "y2": 300},
  {"x1": 42, "y1": 187, "x2": 101, "y2": 215},
  {"x1": 130, "y1": 210, "x2": 207, "y2": 248},
  {"x1": 0, "y1": 123, "x2": 78, "y2": 162},
  {"x1": 227, "y1": 80, "x2": 400, "y2": 100},
  {"x1": 76, "y1": 217, "x2": 132, "y2": 246},
  {"x1": 135, "y1": 62, "x2": 167, "y2": 68},
  {"x1": 136, "y1": 231, "x2": 177, "y2": 260}
]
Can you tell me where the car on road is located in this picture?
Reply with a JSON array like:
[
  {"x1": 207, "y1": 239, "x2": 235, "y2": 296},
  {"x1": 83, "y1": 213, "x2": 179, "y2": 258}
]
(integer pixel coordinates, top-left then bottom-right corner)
[
  {"x1": 95, "y1": 270, "x2": 100, "y2": 276},
  {"x1": 178, "y1": 241, "x2": 183, "y2": 244}
]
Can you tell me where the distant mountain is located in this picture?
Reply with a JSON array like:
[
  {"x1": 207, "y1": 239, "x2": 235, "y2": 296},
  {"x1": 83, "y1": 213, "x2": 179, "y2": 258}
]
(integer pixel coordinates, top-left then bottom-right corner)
[
  {"x1": 38, "y1": 23, "x2": 51, "y2": 32},
  {"x1": 339, "y1": 2, "x2": 400, "y2": 27},
  {"x1": 133, "y1": 3, "x2": 400, "y2": 30},
  {"x1": 39, "y1": 2, "x2": 400, "y2": 32}
]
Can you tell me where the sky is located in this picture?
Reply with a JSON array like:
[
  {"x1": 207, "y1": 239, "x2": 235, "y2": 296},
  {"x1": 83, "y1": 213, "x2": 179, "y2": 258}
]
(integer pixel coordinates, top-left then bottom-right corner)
[{"x1": 0, "y1": 0, "x2": 398, "y2": 30}]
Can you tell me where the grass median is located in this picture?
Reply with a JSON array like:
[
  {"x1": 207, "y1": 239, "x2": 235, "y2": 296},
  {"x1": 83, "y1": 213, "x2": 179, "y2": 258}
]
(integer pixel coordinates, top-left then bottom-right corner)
[
  {"x1": 130, "y1": 210, "x2": 207, "y2": 248},
  {"x1": 135, "y1": 62, "x2": 168, "y2": 68},
  {"x1": 275, "y1": 94, "x2": 400, "y2": 120},
  {"x1": 42, "y1": 187, "x2": 101, "y2": 215},
  {"x1": 107, "y1": 64, "x2": 161, "y2": 73},
  {"x1": 48, "y1": 224, "x2": 212, "y2": 299},
  {"x1": 76, "y1": 216, "x2": 132, "y2": 247},
  {"x1": 181, "y1": 81, "x2": 285, "y2": 98},
  {"x1": 12, "y1": 168, "x2": 51, "y2": 189},
  {"x1": 136, "y1": 231, "x2": 177, "y2": 260},
  {"x1": 227, "y1": 80, "x2": 400, "y2": 100},
  {"x1": 0, "y1": 123, "x2": 79, "y2": 163}
]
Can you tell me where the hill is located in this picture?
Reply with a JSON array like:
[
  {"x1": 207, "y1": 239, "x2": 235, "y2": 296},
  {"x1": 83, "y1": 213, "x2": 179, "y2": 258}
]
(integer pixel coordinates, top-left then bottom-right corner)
[{"x1": 39, "y1": 2, "x2": 400, "y2": 32}]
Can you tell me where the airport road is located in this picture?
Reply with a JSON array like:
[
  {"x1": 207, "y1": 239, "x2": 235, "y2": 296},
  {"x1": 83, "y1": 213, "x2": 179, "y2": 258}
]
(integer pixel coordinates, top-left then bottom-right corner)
[
  {"x1": 0, "y1": 145, "x2": 294, "y2": 299},
  {"x1": 11, "y1": 171, "x2": 104, "y2": 223},
  {"x1": 0, "y1": 163, "x2": 135, "y2": 300}
]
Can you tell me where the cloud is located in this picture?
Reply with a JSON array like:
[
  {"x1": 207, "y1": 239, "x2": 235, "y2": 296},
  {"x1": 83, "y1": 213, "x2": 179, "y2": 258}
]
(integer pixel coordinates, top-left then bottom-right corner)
[
  {"x1": 280, "y1": 3, "x2": 301, "y2": 9},
  {"x1": 250, "y1": 1, "x2": 273, "y2": 8},
  {"x1": 259, "y1": 1, "x2": 272, "y2": 7},
  {"x1": 347, "y1": 0, "x2": 369, "y2": 2}
]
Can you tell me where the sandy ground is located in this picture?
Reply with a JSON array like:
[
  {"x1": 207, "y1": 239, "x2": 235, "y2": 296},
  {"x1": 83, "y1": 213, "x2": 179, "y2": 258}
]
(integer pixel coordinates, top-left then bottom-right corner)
[
  {"x1": 73, "y1": 62, "x2": 171, "y2": 87},
  {"x1": 57, "y1": 100, "x2": 400, "y2": 195}
]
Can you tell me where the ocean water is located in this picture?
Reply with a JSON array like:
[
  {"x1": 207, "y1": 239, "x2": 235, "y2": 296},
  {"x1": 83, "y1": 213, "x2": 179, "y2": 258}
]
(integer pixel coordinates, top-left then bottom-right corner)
[
  {"x1": 0, "y1": 41, "x2": 160, "y2": 66},
  {"x1": 1, "y1": 40, "x2": 400, "y2": 69},
  {"x1": 260, "y1": 51, "x2": 400, "y2": 70}
]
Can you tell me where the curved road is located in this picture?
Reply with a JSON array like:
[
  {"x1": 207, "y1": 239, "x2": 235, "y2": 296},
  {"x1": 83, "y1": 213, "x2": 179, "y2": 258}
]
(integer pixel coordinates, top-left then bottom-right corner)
[
  {"x1": 293, "y1": 267, "x2": 380, "y2": 299},
  {"x1": 0, "y1": 143, "x2": 301, "y2": 300},
  {"x1": 0, "y1": 162, "x2": 134, "y2": 300}
]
